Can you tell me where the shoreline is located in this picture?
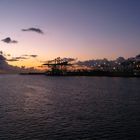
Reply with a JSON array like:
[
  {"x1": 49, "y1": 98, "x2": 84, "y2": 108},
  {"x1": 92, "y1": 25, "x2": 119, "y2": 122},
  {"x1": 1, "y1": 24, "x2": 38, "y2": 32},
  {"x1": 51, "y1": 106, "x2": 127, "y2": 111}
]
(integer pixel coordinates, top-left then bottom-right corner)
[{"x1": 19, "y1": 72, "x2": 140, "y2": 78}]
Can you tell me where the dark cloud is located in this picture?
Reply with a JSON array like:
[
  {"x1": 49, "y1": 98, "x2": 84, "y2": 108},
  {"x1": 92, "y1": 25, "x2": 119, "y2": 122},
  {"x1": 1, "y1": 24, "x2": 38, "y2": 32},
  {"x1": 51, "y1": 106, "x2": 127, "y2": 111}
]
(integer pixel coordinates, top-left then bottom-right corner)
[
  {"x1": 0, "y1": 54, "x2": 39, "y2": 73},
  {"x1": 1, "y1": 37, "x2": 18, "y2": 44},
  {"x1": 0, "y1": 54, "x2": 17, "y2": 72},
  {"x1": 7, "y1": 58, "x2": 19, "y2": 62},
  {"x1": 30, "y1": 55, "x2": 38, "y2": 58},
  {"x1": 15, "y1": 56, "x2": 27, "y2": 60},
  {"x1": 0, "y1": 51, "x2": 3, "y2": 55},
  {"x1": 0, "y1": 55, "x2": 6, "y2": 61},
  {"x1": 22, "y1": 27, "x2": 44, "y2": 34},
  {"x1": 7, "y1": 54, "x2": 11, "y2": 57},
  {"x1": 62, "y1": 58, "x2": 76, "y2": 62},
  {"x1": 22, "y1": 54, "x2": 38, "y2": 58},
  {"x1": 6, "y1": 54, "x2": 38, "y2": 62},
  {"x1": 6, "y1": 56, "x2": 28, "y2": 62}
]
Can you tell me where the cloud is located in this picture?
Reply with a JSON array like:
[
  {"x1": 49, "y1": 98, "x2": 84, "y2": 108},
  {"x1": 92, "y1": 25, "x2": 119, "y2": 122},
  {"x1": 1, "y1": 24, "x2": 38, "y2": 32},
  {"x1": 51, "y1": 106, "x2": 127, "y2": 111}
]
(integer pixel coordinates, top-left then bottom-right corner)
[
  {"x1": 6, "y1": 54, "x2": 38, "y2": 62},
  {"x1": 30, "y1": 55, "x2": 38, "y2": 58},
  {"x1": 0, "y1": 51, "x2": 3, "y2": 55},
  {"x1": 0, "y1": 54, "x2": 39, "y2": 73},
  {"x1": 15, "y1": 56, "x2": 27, "y2": 60},
  {"x1": 62, "y1": 58, "x2": 76, "y2": 62},
  {"x1": 22, "y1": 27, "x2": 44, "y2": 34},
  {"x1": 22, "y1": 54, "x2": 29, "y2": 57},
  {"x1": 22, "y1": 54, "x2": 38, "y2": 58},
  {"x1": 1, "y1": 37, "x2": 18, "y2": 44},
  {"x1": 0, "y1": 54, "x2": 6, "y2": 61},
  {"x1": 0, "y1": 54, "x2": 16, "y2": 72},
  {"x1": 6, "y1": 56, "x2": 28, "y2": 62},
  {"x1": 7, "y1": 58, "x2": 19, "y2": 62}
]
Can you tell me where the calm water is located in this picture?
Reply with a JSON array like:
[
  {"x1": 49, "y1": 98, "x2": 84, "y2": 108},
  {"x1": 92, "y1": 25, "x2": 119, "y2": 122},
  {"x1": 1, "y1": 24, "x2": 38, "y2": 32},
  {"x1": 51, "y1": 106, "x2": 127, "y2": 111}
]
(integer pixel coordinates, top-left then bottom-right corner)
[{"x1": 0, "y1": 75, "x2": 140, "y2": 140}]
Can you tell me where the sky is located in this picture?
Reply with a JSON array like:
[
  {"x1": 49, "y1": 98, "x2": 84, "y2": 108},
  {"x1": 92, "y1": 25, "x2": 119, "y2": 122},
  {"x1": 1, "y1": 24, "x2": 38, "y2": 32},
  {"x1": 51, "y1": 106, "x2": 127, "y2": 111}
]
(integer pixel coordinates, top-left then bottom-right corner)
[{"x1": 0, "y1": 0, "x2": 140, "y2": 68}]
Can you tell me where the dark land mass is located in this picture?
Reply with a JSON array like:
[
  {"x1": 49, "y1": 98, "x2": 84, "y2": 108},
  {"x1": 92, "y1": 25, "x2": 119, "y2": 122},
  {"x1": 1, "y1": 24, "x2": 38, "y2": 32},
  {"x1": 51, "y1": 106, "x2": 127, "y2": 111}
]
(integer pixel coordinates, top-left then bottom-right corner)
[{"x1": 20, "y1": 70, "x2": 140, "y2": 77}]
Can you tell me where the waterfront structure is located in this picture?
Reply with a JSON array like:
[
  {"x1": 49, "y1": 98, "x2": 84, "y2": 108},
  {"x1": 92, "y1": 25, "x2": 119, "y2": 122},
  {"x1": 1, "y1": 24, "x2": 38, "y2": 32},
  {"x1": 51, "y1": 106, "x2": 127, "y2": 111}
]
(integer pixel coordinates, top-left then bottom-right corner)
[{"x1": 43, "y1": 57, "x2": 73, "y2": 75}]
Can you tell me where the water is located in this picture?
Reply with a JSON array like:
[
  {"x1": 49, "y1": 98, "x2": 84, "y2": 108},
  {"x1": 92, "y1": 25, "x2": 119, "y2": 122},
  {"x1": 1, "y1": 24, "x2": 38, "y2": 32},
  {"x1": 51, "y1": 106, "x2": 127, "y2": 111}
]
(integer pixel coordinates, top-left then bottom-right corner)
[{"x1": 0, "y1": 75, "x2": 140, "y2": 140}]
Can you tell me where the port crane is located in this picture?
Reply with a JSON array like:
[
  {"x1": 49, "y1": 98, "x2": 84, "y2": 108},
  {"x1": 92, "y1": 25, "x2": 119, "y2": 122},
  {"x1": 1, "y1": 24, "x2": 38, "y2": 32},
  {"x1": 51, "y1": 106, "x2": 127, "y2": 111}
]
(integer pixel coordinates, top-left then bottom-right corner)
[{"x1": 43, "y1": 57, "x2": 74, "y2": 75}]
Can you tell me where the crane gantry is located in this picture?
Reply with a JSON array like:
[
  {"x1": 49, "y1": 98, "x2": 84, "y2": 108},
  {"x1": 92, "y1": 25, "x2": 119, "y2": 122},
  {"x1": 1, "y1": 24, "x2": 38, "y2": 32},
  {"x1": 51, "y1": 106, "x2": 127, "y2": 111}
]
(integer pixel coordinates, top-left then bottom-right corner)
[{"x1": 43, "y1": 57, "x2": 74, "y2": 75}]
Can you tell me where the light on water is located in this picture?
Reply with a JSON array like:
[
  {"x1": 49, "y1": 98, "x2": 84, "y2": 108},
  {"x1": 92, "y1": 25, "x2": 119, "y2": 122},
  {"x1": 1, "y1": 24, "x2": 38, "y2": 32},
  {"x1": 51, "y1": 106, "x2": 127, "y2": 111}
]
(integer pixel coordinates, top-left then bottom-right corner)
[{"x1": 0, "y1": 75, "x2": 140, "y2": 139}]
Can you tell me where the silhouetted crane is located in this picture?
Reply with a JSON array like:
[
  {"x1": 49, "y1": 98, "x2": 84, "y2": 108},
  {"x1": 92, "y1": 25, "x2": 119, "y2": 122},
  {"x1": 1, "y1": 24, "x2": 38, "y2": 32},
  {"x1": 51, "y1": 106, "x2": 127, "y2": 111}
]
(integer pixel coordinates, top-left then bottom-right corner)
[{"x1": 43, "y1": 57, "x2": 73, "y2": 75}]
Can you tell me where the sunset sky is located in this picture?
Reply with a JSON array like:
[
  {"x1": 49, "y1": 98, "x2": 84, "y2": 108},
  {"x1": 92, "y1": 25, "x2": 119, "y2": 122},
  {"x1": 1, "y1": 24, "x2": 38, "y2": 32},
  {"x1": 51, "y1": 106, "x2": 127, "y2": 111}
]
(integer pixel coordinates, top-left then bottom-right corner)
[{"x1": 0, "y1": 0, "x2": 140, "y2": 68}]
